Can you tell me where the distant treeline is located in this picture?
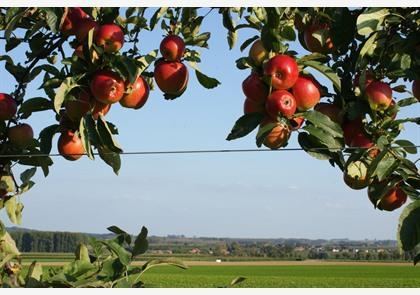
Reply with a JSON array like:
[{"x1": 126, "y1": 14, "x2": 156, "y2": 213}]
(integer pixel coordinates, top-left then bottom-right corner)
[{"x1": 10, "y1": 230, "x2": 89, "y2": 253}]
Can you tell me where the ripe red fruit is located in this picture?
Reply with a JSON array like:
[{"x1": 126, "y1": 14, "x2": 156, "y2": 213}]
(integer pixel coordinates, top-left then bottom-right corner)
[
  {"x1": 264, "y1": 55, "x2": 299, "y2": 90},
  {"x1": 92, "y1": 101, "x2": 111, "y2": 120},
  {"x1": 160, "y1": 35, "x2": 186, "y2": 61},
  {"x1": 120, "y1": 76, "x2": 150, "y2": 109},
  {"x1": 369, "y1": 185, "x2": 407, "y2": 211},
  {"x1": 350, "y1": 133, "x2": 374, "y2": 149},
  {"x1": 292, "y1": 76, "x2": 321, "y2": 111},
  {"x1": 303, "y1": 23, "x2": 334, "y2": 54},
  {"x1": 260, "y1": 119, "x2": 291, "y2": 149},
  {"x1": 75, "y1": 18, "x2": 98, "y2": 42},
  {"x1": 154, "y1": 60, "x2": 189, "y2": 95},
  {"x1": 354, "y1": 72, "x2": 375, "y2": 89},
  {"x1": 413, "y1": 80, "x2": 420, "y2": 101},
  {"x1": 243, "y1": 98, "x2": 265, "y2": 114},
  {"x1": 290, "y1": 116, "x2": 305, "y2": 130},
  {"x1": 0, "y1": 93, "x2": 17, "y2": 121},
  {"x1": 94, "y1": 24, "x2": 124, "y2": 53},
  {"x1": 90, "y1": 70, "x2": 125, "y2": 104},
  {"x1": 248, "y1": 39, "x2": 267, "y2": 66},
  {"x1": 266, "y1": 90, "x2": 297, "y2": 119},
  {"x1": 314, "y1": 103, "x2": 343, "y2": 125},
  {"x1": 65, "y1": 90, "x2": 91, "y2": 122},
  {"x1": 8, "y1": 123, "x2": 34, "y2": 148},
  {"x1": 342, "y1": 119, "x2": 364, "y2": 146},
  {"x1": 365, "y1": 81, "x2": 392, "y2": 111},
  {"x1": 57, "y1": 130, "x2": 85, "y2": 161},
  {"x1": 61, "y1": 7, "x2": 89, "y2": 36},
  {"x1": 242, "y1": 73, "x2": 269, "y2": 103}
]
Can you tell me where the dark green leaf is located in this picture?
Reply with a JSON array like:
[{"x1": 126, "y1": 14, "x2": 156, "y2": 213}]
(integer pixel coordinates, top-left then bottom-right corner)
[
  {"x1": 395, "y1": 140, "x2": 417, "y2": 154},
  {"x1": 239, "y1": 35, "x2": 259, "y2": 52},
  {"x1": 18, "y1": 97, "x2": 53, "y2": 118},
  {"x1": 194, "y1": 69, "x2": 220, "y2": 89},
  {"x1": 226, "y1": 113, "x2": 264, "y2": 141},
  {"x1": 356, "y1": 8, "x2": 389, "y2": 36},
  {"x1": 397, "y1": 200, "x2": 420, "y2": 251},
  {"x1": 39, "y1": 124, "x2": 60, "y2": 154},
  {"x1": 132, "y1": 226, "x2": 148, "y2": 257},
  {"x1": 97, "y1": 115, "x2": 123, "y2": 153},
  {"x1": 54, "y1": 77, "x2": 78, "y2": 113},
  {"x1": 298, "y1": 132, "x2": 331, "y2": 160},
  {"x1": 300, "y1": 60, "x2": 341, "y2": 92}
]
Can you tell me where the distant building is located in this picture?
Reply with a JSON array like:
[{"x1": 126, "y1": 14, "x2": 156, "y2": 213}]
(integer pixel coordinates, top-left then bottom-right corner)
[
  {"x1": 332, "y1": 249, "x2": 340, "y2": 253},
  {"x1": 189, "y1": 248, "x2": 201, "y2": 254},
  {"x1": 294, "y1": 246, "x2": 305, "y2": 252}
]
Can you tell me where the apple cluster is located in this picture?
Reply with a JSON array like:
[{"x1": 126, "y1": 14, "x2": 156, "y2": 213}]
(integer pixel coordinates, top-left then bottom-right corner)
[
  {"x1": 243, "y1": 39, "x2": 322, "y2": 149},
  {"x1": 154, "y1": 35, "x2": 189, "y2": 96},
  {"x1": 57, "y1": 7, "x2": 150, "y2": 161}
]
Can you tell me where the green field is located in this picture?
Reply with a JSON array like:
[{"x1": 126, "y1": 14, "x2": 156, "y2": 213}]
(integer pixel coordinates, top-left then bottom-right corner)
[{"x1": 139, "y1": 265, "x2": 420, "y2": 288}]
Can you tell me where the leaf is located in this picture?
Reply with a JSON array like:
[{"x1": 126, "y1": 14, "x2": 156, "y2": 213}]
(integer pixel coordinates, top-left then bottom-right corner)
[
  {"x1": 5, "y1": 196, "x2": 18, "y2": 224},
  {"x1": 298, "y1": 132, "x2": 331, "y2": 160},
  {"x1": 150, "y1": 7, "x2": 168, "y2": 30},
  {"x1": 397, "y1": 200, "x2": 420, "y2": 251},
  {"x1": 230, "y1": 276, "x2": 247, "y2": 287},
  {"x1": 18, "y1": 151, "x2": 53, "y2": 177},
  {"x1": 303, "y1": 111, "x2": 343, "y2": 139},
  {"x1": 0, "y1": 230, "x2": 20, "y2": 256},
  {"x1": 101, "y1": 240, "x2": 131, "y2": 266},
  {"x1": 227, "y1": 30, "x2": 237, "y2": 50},
  {"x1": 132, "y1": 226, "x2": 148, "y2": 257},
  {"x1": 39, "y1": 124, "x2": 60, "y2": 154},
  {"x1": 43, "y1": 8, "x2": 61, "y2": 33},
  {"x1": 195, "y1": 69, "x2": 220, "y2": 89},
  {"x1": 279, "y1": 25, "x2": 296, "y2": 41},
  {"x1": 356, "y1": 8, "x2": 389, "y2": 36},
  {"x1": 142, "y1": 258, "x2": 188, "y2": 273},
  {"x1": 303, "y1": 124, "x2": 343, "y2": 150},
  {"x1": 358, "y1": 32, "x2": 378, "y2": 62},
  {"x1": 255, "y1": 122, "x2": 276, "y2": 148},
  {"x1": 107, "y1": 225, "x2": 131, "y2": 245},
  {"x1": 395, "y1": 140, "x2": 417, "y2": 154},
  {"x1": 54, "y1": 77, "x2": 78, "y2": 114},
  {"x1": 240, "y1": 35, "x2": 259, "y2": 52},
  {"x1": 4, "y1": 10, "x2": 25, "y2": 41},
  {"x1": 18, "y1": 97, "x2": 53, "y2": 119},
  {"x1": 298, "y1": 53, "x2": 328, "y2": 63},
  {"x1": 114, "y1": 55, "x2": 138, "y2": 84},
  {"x1": 414, "y1": 253, "x2": 420, "y2": 266},
  {"x1": 300, "y1": 60, "x2": 341, "y2": 92},
  {"x1": 5, "y1": 37, "x2": 21, "y2": 52},
  {"x1": 79, "y1": 117, "x2": 94, "y2": 160},
  {"x1": 20, "y1": 167, "x2": 36, "y2": 184},
  {"x1": 226, "y1": 113, "x2": 265, "y2": 141},
  {"x1": 136, "y1": 50, "x2": 158, "y2": 74},
  {"x1": 75, "y1": 243, "x2": 90, "y2": 262},
  {"x1": 25, "y1": 261, "x2": 43, "y2": 287},
  {"x1": 97, "y1": 115, "x2": 123, "y2": 153},
  {"x1": 98, "y1": 146, "x2": 121, "y2": 175}
]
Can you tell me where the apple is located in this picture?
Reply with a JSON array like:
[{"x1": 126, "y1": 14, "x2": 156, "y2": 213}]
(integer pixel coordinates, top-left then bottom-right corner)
[
  {"x1": 290, "y1": 116, "x2": 305, "y2": 130},
  {"x1": 343, "y1": 161, "x2": 369, "y2": 190},
  {"x1": 75, "y1": 18, "x2": 98, "y2": 42},
  {"x1": 92, "y1": 101, "x2": 111, "y2": 120},
  {"x1": 94, "y1": 24, "x2": 124, "y2": 53},
  {"x1": 365, "y1": 81, "x2": 392, "y2": 111},
  {"x1": 243, "y1": 98, "x2": 265, "y2": 114},
  {"x1": 242, "y1": 73, "x2": 269, "y2": 103},
  {"x1": 342, "y1": 118, "x2": 364, "y2": 146},
  {"x1": 61, "y1": 7, "x2": 89, "y2": 36},
  {"x1": 368, "y1": 184, "x2": 407, "y2": 211},
  {"x1": 90, "y1": 70, "x2": 125, "y2": 104},
  {"x1": 265, "y1": 90, "x2": 297, "y2": 119},
  {"x1": 264, "y1": 55, "x2": 299, "y2": 90},
  {"x1": 303, "y1": 23, "x2": 334, "y2": 54},
  {"x1": 413, "y1": 80, "x2": 420, "y2": 101},
  {"x1": 350, "y1": 133, "x2": 374, "y2": 149},
  {"x1": 314, "y1": 103, "x2": 343, "y2": 125},
  {"x1": 8, "y1": 123, "x2": 34, "y2": 148},
  {"x1": 120, "y1": 76, "x2": 150, "y2": 109},
  {"x1": 65, "y1": 89, "x2": 91, "y2": 122},
  {"x1": 160, "y1": 35, "x2": 185, "y2": 61},
  {"x1": 0, "y1": 93, "x2": 17, "y2": 121},
  {"x1": 292, "y1": 76, "x2": 321, "y2": 111},
  {"x1": 57, "y1": 130, "x2": 85, "y2": 161},
  {"x1": 354, "y1": 72, "x2": 375, "y2": 89},
  {"x1": 248, "y1": 39, "x2": 267, "y2": 66},
  {"x1": 259, "y1": 119, "x2": 291, "y2": 149},
  {"x1": 154, "y1": 60, "x2": 189, "y2": 95}
]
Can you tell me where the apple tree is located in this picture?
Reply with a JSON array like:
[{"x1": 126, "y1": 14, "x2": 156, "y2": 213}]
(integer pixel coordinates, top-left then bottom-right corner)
[{"x1": 0, "y1": 7, "x2": 419, "y2": 287}]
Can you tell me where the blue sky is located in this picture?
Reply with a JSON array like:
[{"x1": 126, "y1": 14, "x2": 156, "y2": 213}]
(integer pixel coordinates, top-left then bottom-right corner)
[{"x1": 1, "y1": 8, "x2": 419, "y2": 239}]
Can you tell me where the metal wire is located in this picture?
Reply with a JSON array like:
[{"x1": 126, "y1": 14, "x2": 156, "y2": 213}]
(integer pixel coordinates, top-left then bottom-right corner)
[{"x1": 0, "y1": 146, "x2": 419, "y2": 158}]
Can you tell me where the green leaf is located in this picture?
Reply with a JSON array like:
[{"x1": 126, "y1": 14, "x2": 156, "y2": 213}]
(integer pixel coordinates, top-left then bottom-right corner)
[
  {"x1": 227, "y1": 30, "x2": 237, "y2": 50},
  {"x1": 149, "y1": 7, "x2": 168, "y2": 30},
  {"x1": 255, "y1": 122, "x2": 276, "y2": 148},
  {"x1": 107, "y1": 225, "x2": 131, "y2": 245},
  {"x1": 300, "y1": 60, "x2": 341, "y2": 92},
  {"x1": 75, "y1": 243, "x2": 90, "y2": 262},
  {"x1": 18, "y1": 97, "x2": 53, "y2": 119},
  {"x1": 230, "y1": 276, "x2": 247, "y2": 287},
  {"x1": 303, "y1": 125, "x2": 342, "y2": 150},
  {"x1": 397, "y1": 200, "x2": 420, "y2": 251},
  {"x1": 101, "y1": 240, "x2": 131, "y2": 266},
  {"x1": 0, "y1": 174, "x2": 15, "y2": 193},
  {"x1": 240, "y1": 35, "x2": 259, "y2": 52},
  {"x1": 98, "y1": 146, "x2": 121, "y2": 175},
  {"x1": 18, "y1": 151, "x2": 53, "y2": 177},
  {"x1": 194, "y1": 69, "x2": 220, "y2": 89},
  {"x1": 43, "y1": 8, "x2": 62, "y2": 33},
  {"x1": 356, "y1": 8, "x2": 389, "y2": 36},
  {"x1": 298, "y1": 53, "x2": 328, "y2": 63},
  {"x1": 358, "y1": 32, "x2": 378, "y2": 61},
  {"x1": 114, "y1": 55, "x2": 138, "y2": 85},
  {"x1": 226, "y1": 113, "x2": 265, "y2": 141},
  {"x1": 54, "y1": 77, "x2": 78, "y2": 114},
  {"x1": 372, "y1": 152, "x2": 399, "y2": 181},
  {"x1": 79, "y1": 117, "x2": 94, "y2": 160},
  {"x1": 39, "y1": 124, "x2": 60, "y2": 154},
  {"x1": 5, "y1": 37, "x2": 21, "y2": 52},
  {"x1": 395, "y1": 140, "x2": 417, "y2": 154},
  {"x1": 132, "y1": 226, "x2": 148, "y2": 257},
  {"x1": 4, "y1": 10, "x2": 25, "y2": 41},
  {"x1": 97, "y1": 115, "x2": 123, "y2": 153},
  {"x1": 397, "y1": 97, "x2": 418, "y2": 108},
  {"x1": 303, "y1": 111, "x2": 343, "y2": 139},
  {"x1": 298, "y1": 132, "x2": 331, "y2": 160},
  {"x1": 20, "y1": 167, "x2": 36, "y2": 184},
  {"x1": 0, "y1": 230, "x2": 20, "y2": 256},
  {"x1": 25, "y1": 261, "x2": 43, "y2": 287},
  {"x1": 142, "y1": 258, "x2": 188, "y2": 273},
  {"x1": 5, "y1": 196, "x2": 17, "y2": 224},
  {"x1": 279, "y1": 25, "x2": 296, "y2": 41},
  {"x1": 136, "y1": 50, "x2": 158, "y2": 74}
]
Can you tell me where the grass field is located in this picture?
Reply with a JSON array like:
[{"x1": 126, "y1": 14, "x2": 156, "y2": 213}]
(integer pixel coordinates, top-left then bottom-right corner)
[{"x1": 140, "y1": 264, "x2": 420, "y2": 288}]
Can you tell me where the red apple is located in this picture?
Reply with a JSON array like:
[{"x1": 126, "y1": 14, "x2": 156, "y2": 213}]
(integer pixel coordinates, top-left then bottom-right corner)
[
  {"x1": 57, "y1": 130, "x2": 85, "y2": 161},
  {"x1": 259, "y1": 119, "x2": 291, "y2": 149},
  {"x1": 354, "y1": 72, "x2": 375, "y2": 89},
  {"x1": 61, "y1": 7, "x2": 89, "y2": 36},
  {"x1": 154, "y1": 60, "x2": 189, "y2": 95},
  {"x1": 413, "y1": 80, "x2": 420, "y2": 101},
  {"x1": 304, "y1": 23, "x2": 334, "y2": 54},
  {"x1": 365, "y1": 81, "x2": 392, "y2": 111},
  {"x1": 160, "y1": 35, "x2": 185, "y2": 61},
  {"x1": 8, "y1": 123, "x2": 34, "y2": 148},
  {"x1": 350, "y1": 132, "x2": 374, "y2": 149},
  {"x1": 242, "y1": 73, "x2": 269, "y2": 104},
  {"x1": 94, "y1": 24, "x2": 124, "y2": 53},
  {"x1": 266, "y1": 90, "x2": 297, "y2": 119},
  {"x1": 0, "y1": 93, "x2": 17, "y2": 121},
  {"x1": 264, "y1": 55, "x2": 299, "y2": 90},
  {"x1": 90, "y1": 70, "x2": 125, "y2": 104},
  {"x1": 292, "y1": 76, "x2": 321, "y2": 111},
  {"x1": 243, "y1": 98, "x2": 265, "y2": 114},
  {"x1": 75, "y1": 18, "x2": 98, "y2": 42},
  {"x1": 120, "y1": 76, "x2": 150, "y2": 109},
  {"x1": 65, "y1": 89, "x2": 91, "y2": 122},
  {"x1": 342, "y1": 119, "x2": 364, "y2": 146}
]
